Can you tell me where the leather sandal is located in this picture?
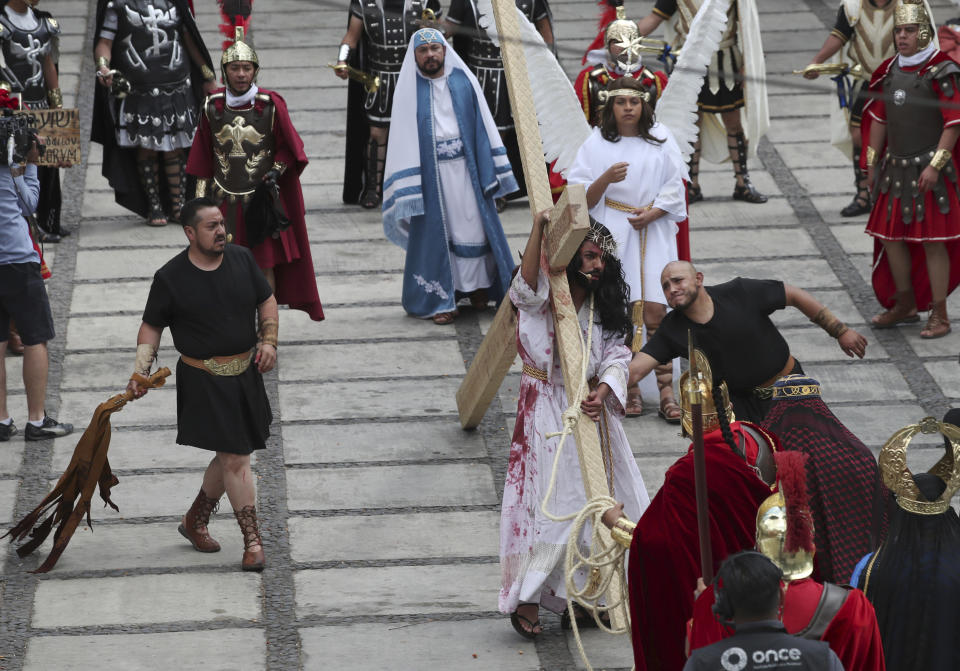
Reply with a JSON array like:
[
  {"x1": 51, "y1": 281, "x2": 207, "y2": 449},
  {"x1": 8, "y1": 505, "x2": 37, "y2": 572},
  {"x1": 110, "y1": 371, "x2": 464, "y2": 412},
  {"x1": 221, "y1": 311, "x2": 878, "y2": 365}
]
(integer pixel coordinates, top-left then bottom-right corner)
[
  {"x1": 872, "y1": 289, "x2": 919, "y2": 328},
  {"x1": 687, "y1": 182, "x2": 703, "y2": 204},
  {"x1": 234, "y1": 505, "x2": 265, "y2": 572},
  {"x1": 625, "y1": 388, "x2": 643, "y2": 417},
  {"x1": 432, "y1": 311, "x2": 457, "y2": 325},
  {"x1": 510, "y1": 610, "x2": 542, "y2": 639},
  {"x1": 561, "y1": 604, "x2": 609, "y2": 630},
  {"x1": 658, "y1": 397, "x2": 682, "y2": 424},
  {"x1": 178, "y1": 488, "x2": 221, "y2": 553},
  {"x1": 921, "y1": 300, "x2": 951, "y2": 339}
]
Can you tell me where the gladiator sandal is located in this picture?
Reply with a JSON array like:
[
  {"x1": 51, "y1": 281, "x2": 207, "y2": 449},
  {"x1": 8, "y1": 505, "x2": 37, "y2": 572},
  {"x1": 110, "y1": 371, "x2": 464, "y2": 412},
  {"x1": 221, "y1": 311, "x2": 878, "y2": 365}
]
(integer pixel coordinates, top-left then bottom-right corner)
[
  {"x1": 234, "y1": 505, "x2": 265, "y2": 572},
  {"x1": 137, "y1": 157, "x2": 167, "y2": 227},
  {"x1": 164, "y1": 153, "x2": 187, "y2": 224},
  {"x1": 687, "y1": 136, "x2": 703, "y2": 203},
  {"x1": 841, "y1": 156, "x2": 872, "y2": 217},
  {"x1": 178, "y1": 488, "x2": 221, "y2": 552},
  {"x1": 921, "y1": 299, "x2": 951, "y2": 339},
  {"x1": 359, "y1": 137, "x2": 386, "y2": 209},
  {"x1": 728, "y1": 131, "x2": 768, "y2": 204},
  {"x1": 871, "y1": 289, "x2": 919, "y2": 328}
]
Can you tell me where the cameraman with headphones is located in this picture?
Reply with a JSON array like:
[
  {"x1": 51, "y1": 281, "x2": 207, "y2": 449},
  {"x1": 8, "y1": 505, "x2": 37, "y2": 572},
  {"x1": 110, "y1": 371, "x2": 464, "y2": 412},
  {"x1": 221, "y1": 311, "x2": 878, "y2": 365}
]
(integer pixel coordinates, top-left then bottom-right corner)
[
  {"x1": 684, "y1": 552, "x2": 843, "y2": 671},
  {"x1": 0, "y1": 118, "x2": 72, "y2": 442}
]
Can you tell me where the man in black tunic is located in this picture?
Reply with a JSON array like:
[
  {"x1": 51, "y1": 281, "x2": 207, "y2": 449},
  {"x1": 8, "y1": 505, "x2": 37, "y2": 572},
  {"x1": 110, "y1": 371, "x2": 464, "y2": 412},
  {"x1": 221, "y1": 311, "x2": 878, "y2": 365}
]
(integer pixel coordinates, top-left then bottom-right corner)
[
  {"x1": 127, "y1": 197, "x2": 277, "y2": 572},
  {"x1": 628, "y1": 261, "x2": 868, "y2": 422}
]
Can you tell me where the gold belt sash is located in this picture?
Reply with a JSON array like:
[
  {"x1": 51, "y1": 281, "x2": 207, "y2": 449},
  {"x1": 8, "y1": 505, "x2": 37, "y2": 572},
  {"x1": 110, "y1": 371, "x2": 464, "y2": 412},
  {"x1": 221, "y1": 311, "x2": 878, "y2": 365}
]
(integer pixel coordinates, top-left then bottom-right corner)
[
  {"x1": 604, "y1": 197, "x2": 637, "y2": 213},
  {"x1": 181, "y1": 351, "x2": 252, "y2": 376},
  {"x1": 521, "y1": 363, "x2": 548, "y2": 381}
]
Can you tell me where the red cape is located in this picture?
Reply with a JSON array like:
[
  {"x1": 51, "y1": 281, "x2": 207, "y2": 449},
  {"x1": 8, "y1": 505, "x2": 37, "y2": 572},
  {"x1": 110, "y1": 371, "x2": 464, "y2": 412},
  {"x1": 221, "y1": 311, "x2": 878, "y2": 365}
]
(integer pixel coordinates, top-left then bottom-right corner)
[
  {"x1": 859, "y1": 52, "x2": 960, "y2": 310},
  {"x1": 187, "y1": 88, "x2": 324, "y2": 321},
  {"x1": 690, "y1": 579, "x2": 886, "y2": 671},
  {"x1": 627, "y1": 422, "x2": 777, "y2": 671}
]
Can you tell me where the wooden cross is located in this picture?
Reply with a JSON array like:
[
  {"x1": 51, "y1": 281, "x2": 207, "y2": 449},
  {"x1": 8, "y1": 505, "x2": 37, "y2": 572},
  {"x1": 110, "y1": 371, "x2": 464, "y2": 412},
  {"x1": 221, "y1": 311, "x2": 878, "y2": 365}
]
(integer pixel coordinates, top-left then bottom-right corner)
[{"x1": 454, "y1": 0, "x2": 629, "y2": 629}]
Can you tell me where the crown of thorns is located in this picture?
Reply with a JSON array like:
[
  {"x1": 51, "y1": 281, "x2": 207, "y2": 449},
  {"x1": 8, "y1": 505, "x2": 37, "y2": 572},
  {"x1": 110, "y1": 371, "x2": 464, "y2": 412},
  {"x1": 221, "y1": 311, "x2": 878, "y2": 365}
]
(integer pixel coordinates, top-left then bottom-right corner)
[{"x1": 586, "y1": 221, "x2": 618, "y2": 256}]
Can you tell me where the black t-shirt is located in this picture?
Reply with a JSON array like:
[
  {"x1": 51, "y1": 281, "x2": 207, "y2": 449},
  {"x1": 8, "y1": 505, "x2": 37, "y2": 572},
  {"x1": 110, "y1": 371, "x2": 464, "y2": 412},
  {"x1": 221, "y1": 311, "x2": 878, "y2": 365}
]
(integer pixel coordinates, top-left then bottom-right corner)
[
  {"x1": 641, "y1": 278, "x2": 789, "y2": 393},
  {"x1": 684, "y1": 621, "x2": 843, "y2": 671},
  {"x1": 143, "y1": 246, "x2": 273, "y2": 359}
]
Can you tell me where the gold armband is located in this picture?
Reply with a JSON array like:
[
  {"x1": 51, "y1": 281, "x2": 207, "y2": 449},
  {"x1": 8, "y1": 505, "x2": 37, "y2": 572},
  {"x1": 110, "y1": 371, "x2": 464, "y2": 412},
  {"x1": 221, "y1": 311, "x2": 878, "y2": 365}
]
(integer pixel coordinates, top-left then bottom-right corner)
[
  {"x1": 271, "y1": 161, "x2": 288, "y2": 175},
  {"x1": 201, "y1": 64, "x2": 216, "y2": 82},
  {"x1": 930, "y1": 148, "x2": 952, "y2": 171},
  {"x1": 258, "y1": 317, "x2": 278, "y2": 348},
  {"x1": 96, "y1": 56, "x2": 110, "y2": 70},
  {"x1": 810, "y1": 307, "x2": 848, "y2": 339},
  {"x1": 610, "y1": 518, "x2": 636, "y2": 549},
  {"x1": 194, "y1": 178, "x2": 209, "y2": 199},
  {"x1": 135, "y1": 343, "x2": 157, "y2": 376},
  {"x1": 46, "y1": 88, "x2": 62, "y2": 108},
  {"x1": 865, "y1": 146, "x2": 878, "y2": 167}
]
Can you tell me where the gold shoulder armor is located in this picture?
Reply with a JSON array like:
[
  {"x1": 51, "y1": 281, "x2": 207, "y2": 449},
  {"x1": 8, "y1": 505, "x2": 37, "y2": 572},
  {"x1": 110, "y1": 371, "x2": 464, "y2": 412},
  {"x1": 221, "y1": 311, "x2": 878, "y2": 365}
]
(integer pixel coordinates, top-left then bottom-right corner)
[{"x1": 255, "y1": 92, "x2": 271, "y2": 103}]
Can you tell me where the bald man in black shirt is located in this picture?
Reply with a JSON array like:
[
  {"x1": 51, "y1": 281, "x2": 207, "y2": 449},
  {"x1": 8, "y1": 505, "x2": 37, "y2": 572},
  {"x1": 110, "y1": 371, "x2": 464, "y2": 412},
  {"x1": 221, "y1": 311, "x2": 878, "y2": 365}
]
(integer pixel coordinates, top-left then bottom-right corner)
[{"x1": 629, "y1": 261, "x2": 868, "y2": 422}]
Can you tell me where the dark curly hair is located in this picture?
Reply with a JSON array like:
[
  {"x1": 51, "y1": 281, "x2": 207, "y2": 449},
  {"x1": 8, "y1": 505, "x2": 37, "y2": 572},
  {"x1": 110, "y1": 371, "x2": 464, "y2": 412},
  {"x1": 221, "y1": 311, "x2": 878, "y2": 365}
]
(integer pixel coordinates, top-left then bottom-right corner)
[
  {"x1": 566, "y1": 220, "x2": 632, "y2": 338},
  {"x1": 599, "y1": 77, "x2": 664, "y2": 145}
]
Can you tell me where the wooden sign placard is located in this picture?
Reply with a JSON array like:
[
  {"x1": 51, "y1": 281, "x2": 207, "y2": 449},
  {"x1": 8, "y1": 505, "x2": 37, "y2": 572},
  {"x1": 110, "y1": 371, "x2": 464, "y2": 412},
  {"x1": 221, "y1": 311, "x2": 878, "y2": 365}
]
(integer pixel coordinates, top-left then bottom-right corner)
[{"x1": 22, "y1": 108, "x2": 81, "y2": 166}]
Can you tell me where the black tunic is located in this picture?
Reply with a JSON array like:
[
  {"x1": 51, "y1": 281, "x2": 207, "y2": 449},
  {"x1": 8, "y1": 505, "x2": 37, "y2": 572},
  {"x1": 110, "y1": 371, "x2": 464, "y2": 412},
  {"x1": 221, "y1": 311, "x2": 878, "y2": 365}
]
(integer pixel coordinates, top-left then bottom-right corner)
[{"x1": 143, "y1": 245, "x2": 273, "y2": 454}]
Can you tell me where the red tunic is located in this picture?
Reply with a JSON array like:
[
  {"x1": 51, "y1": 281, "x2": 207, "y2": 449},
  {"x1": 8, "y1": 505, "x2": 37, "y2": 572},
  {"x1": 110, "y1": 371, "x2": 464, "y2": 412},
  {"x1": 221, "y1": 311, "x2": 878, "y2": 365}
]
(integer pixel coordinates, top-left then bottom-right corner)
[
  {"x1": 689, "y1": 579, "x2": 886, "y2": 671},
  {"x1": 860, "y1": 52, "x2": 960, "y2": 309},
  {"x1": 187, "y1": 89, "x2": 324, "y2": 321},
  {"x1": 627, "y1": 422, "x2": 777, "y2": 671}
]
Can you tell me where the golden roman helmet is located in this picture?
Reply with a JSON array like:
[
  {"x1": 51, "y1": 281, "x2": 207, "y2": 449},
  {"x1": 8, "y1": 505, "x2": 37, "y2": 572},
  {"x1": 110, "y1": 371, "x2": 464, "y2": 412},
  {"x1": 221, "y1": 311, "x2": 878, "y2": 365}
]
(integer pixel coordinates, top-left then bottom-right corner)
[
  {"x1": 604, "y1": 2, "x2": 642, "y2": 73},
  {"x1": 756, "y1": 451, "x2": 815, "y2": 582},
  {"x1": 221, "y1": 26, "x2": 260, "y2": 80},
  {"x1": 894, "y1": 0, "x2": 935, "y2": 49},
  {"x1": 879, "y1": 416, "x2": 960, "y2": 515},
  {"x1": 678, "y1": 348, "x2": 734, "y2": 437}
]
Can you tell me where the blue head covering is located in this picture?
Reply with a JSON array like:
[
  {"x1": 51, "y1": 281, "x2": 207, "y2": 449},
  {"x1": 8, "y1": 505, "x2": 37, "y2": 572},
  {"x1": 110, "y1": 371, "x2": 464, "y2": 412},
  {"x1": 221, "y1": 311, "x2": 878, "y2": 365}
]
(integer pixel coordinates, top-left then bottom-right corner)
[{"x1": 412, "y1": 28, "x2": 444, "y2": 48}]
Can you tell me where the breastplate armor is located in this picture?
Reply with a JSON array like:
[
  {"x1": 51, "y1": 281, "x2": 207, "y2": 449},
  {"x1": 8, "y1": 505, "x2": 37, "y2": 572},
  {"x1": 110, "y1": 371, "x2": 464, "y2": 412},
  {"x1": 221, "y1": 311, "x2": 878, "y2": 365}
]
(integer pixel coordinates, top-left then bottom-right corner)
[
  {"x1": 361, "y1": 0, "x2": 425, "y2": 71},
  {"x1": 847, "y1": 1, "x2": 895, "y2": 78},
  {"x1": 0, "y1": 13, "x2": 59, "y2": 105},
  {"x1": 465, "y1": 0, "x2": 537, "y2": 68},
  {"x1": 112, "y1": 0, "x2": 188, "y2": 88},
  {"x1": 884, "y1": 63, "x2": 944, "y2": 156},
  {"x1": 206, "y1": 93, "x2": 276, "y2": 201},
  {"x1": 674, "y1": 0, "x2": 737, "y2": 50}
]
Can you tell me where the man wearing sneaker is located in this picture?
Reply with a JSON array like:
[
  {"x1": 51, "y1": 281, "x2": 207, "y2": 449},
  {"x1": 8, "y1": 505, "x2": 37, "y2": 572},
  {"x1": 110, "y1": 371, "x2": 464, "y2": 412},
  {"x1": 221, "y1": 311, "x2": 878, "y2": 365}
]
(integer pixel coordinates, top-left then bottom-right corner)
[{"x1": 0, "y1": 114, "x2": 72, "y2": 443}]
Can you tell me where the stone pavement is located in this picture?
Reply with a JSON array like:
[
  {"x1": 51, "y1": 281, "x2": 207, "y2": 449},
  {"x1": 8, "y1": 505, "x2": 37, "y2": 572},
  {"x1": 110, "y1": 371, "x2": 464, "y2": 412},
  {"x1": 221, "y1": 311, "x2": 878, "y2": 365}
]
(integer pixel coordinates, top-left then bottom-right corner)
[{"x1": 0, "y1": 0, "x2": 958, "y2": 669}]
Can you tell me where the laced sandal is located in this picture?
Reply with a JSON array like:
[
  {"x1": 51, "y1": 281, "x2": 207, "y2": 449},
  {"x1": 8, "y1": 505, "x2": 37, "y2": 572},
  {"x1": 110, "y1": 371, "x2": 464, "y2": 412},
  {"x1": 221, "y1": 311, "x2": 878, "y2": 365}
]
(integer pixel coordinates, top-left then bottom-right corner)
[
  {"x1": 234, "y1": 505, "x2": 265, "y2": 572},
  {"x1": 359, "y1": 137, "x2": 385, "y2": 209},
  {"x1": 687, "y1": 137, "x2": 703, "y2": 203},
  {"x1": 164, "y1": 153, "x2": 187, "y2": 224},
  {"x1": 625, "y1": 388, "x2": 643, "y2": 417},
  {"x1": 178, "y1": 488, "x2": 221, "y2": 553},
  {"x1": 728, "y1": 131, "x2": 768, "y2": 204},
  {"x1": 137, "y1": 157, "x2": 167, "y2": 227},
  {"x1": 921, "y1": 300, "x2": 951, "y2": 339},
  {"x1": 841, "y1": 157, "x2": 871, "y2": 217},
  {"x1": 871, "y1": 289, "x2": 919, "y2": 328},
  {"x1": 658, "y1": 397, "x2": 682, "y2": 424},
  {"x1": 560, "y1": 603, "x2": 609, "y2": 630}
]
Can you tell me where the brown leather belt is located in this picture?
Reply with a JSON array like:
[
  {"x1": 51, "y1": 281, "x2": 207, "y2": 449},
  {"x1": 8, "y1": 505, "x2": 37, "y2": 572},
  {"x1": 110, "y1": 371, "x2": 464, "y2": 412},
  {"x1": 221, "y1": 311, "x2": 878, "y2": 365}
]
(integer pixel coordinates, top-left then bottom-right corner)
[
  {"x1": 753, "y1": 355, "x2": 796, "y2": 398},
  {"x1": 180, "y1": 351, "x2": 252, "y2": 376}
]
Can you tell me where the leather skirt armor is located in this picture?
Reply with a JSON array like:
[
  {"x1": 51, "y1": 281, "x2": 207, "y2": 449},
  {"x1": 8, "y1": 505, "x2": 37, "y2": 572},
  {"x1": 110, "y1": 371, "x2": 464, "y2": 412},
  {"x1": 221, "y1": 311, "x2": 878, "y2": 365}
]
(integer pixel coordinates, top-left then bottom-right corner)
[{"x1": 877, "y1": 61, "x2": 960, "y2": 223}]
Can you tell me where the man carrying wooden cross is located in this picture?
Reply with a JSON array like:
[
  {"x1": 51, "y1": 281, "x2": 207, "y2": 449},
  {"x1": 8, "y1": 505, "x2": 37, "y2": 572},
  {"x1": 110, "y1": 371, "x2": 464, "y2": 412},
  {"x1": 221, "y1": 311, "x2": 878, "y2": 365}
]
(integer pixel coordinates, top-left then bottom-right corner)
[{"x1": 499, "y1": 210, "x2": 650, "y2": 638}]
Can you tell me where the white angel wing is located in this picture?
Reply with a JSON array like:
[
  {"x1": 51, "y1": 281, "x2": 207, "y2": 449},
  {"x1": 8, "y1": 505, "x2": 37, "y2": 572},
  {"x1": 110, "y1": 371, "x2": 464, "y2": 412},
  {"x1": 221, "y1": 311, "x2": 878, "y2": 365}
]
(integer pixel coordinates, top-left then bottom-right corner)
[
  {"x1": 655, "y1": 0, "x2": 730, "y2": 168},
  {"x1": 475, "y1": 0, "x2": 591, "y2": 175}
]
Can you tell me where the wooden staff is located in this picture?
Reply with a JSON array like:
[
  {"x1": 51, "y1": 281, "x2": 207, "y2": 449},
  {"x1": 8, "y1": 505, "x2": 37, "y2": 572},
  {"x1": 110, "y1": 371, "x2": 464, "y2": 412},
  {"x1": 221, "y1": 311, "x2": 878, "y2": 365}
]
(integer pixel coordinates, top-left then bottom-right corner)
[{"x1": 687, "y1": 331, "x2": 713, "y2": 583}]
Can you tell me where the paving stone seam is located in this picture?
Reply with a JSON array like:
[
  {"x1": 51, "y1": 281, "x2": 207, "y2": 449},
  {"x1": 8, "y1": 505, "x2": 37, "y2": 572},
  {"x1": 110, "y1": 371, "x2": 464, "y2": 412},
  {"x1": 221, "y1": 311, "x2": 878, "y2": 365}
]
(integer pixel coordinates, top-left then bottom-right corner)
[
  {"x1": 288, "y1": 504, "x2": 502, "y2": 518},
  {"x1": 27, "y1": 620, "x2": 263, "y2": 637},
  {"x1": 0, "y1": 2, "x2": 93, "y2": 667},
  {"x1": 289, "y1": 557, "x2": 500, "y2": 570},
  {"x1": 284, "y1": 458, "x2": 494, "y2": 470}
]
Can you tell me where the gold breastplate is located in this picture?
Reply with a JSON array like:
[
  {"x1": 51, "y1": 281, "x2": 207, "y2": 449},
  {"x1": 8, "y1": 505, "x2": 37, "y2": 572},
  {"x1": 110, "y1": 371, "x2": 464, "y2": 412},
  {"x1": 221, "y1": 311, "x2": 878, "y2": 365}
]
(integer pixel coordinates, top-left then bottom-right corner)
[
  {"x1": 205, "y1": 93, "x2": 276, "y2": 201},
  {"x1": 848, "y1": 1, "x2": 895, "y2": 77}
]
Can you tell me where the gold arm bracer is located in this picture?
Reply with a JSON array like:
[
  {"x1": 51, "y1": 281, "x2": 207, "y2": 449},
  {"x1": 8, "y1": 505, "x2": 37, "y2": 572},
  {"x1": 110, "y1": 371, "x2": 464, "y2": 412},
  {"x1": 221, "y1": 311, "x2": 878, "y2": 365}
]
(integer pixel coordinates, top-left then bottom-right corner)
[
  {"x1": 46, "y1": 87, "x2": 62, "y2": 108},
  {"x1": 201, "y1": 64, "x2": 216, "y2": 82},
  {"x1": 258, "y1": 317, "x2": 278, "y2": 348},
  {"x1": 610, "y1": 518, "x2": 636, "y2": 548},
  {"x1": 931, "y1": 148, "x2": 952, "y2": 171},
  {"x1": 194, "y1": 178, "x2": 210, "y2": 199},
  {"x1": 810, "y1": 307, "x2": 848, "y2": 339},
  {"x1": 134, "y1": 343, "x2": 157, "y2": 376},
  {"x1": 865, "y1": 146, "x2": 878, "y2": 167}
]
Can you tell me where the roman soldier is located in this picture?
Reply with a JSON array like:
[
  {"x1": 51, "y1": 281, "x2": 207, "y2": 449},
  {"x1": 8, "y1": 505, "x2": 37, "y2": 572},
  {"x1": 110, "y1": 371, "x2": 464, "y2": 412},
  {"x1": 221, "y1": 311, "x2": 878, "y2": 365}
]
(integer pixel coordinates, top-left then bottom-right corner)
[
  {"x1": 0, "y1": 0, "x2": 65, "y2": 242},
  {"x1": 187, "y1": 27, "x2": 324, "y2": 322},
  {"x1": 861, "y1": 0, "x2": 960, "y2": 339},
  {"x1": 446, "y1": 0, "x2": 554, "y2": 207},
  {"x1": 636, "y1": 0, "x2": 770, "y2": 203},
  {"x1": 337, "y1": 0, "x2": 442, "y2": 209},
  {"x1": 92, "y1": 0, "x2": 216, "y2": 227}
]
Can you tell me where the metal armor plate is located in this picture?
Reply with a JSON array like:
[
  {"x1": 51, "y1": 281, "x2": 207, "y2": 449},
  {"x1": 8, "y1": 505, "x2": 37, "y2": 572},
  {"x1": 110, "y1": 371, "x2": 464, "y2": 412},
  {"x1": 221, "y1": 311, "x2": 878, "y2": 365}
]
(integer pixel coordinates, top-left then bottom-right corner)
[
  {"x1": 112, "y1": 0, "x2": 189, "y2": 88},
  {"x1": 0, "y1": 13, "x2": 59, "y2": 105},
  {"x1": 361, "y1": 0, "x2": 425, "y2": 69},
  {"x1": 206, "y1": 93, "x2": 276, "y2": 201},
  {"x1": 883, "y1": 63, "x2": 947, "y2": 156}
]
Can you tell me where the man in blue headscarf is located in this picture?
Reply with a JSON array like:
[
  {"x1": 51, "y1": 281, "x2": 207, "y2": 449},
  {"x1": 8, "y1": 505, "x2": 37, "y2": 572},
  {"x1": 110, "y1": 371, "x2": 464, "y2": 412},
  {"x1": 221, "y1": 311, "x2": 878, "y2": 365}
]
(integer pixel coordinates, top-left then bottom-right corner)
[{"x1": 382, "y1": 28, "x2": 518, "y2": 324}]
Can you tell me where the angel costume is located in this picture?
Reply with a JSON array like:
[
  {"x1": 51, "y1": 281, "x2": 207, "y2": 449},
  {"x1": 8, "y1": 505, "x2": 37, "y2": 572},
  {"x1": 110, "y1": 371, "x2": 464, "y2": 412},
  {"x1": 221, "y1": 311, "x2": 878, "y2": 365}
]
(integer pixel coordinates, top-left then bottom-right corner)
[
  {"x1": 499, "y1": 268, "x2": 649, "y2": 614},
  {"x1": 566, "y1": 125, "x2": 687, "y2": 306}
]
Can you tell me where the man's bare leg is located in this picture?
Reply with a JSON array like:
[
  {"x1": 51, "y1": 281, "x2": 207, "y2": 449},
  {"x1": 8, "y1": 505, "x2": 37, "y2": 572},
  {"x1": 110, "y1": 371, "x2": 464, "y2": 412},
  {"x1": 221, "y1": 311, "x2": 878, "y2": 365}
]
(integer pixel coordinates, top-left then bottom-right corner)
[
  {"x1": 22, "y1": 342, "x2": 48, "y2": 422},
  {"x1": 180, "y1": 456, "x2": 225, "y2": 552},
  {"x1": 219, "y1": 452, "x2": 262, "y2": 556},
  {"x1": 360, "y1": 125, "x2": 388, "y2": 208},
  {"x1": 842, "y1": 124, "x2": 871, "y2": 217},
  {"x1": 872, "y1": 239, "x2": 920, "y2": 326}
]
